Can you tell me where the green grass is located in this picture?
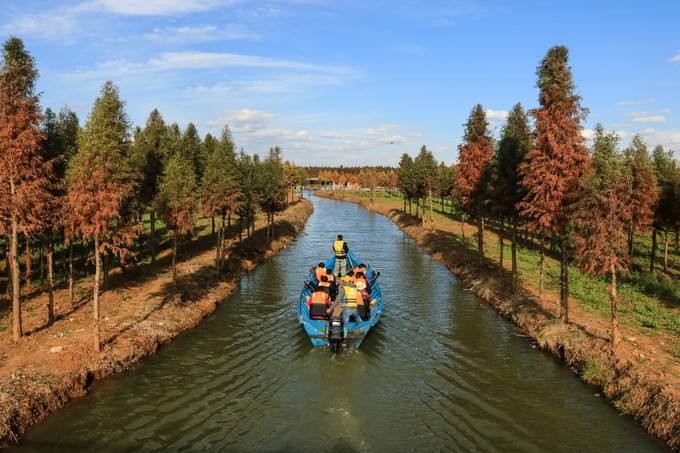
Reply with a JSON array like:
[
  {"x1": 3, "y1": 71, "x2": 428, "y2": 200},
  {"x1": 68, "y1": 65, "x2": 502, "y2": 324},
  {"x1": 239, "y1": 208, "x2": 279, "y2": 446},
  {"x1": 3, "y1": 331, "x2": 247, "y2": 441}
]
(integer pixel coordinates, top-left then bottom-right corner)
[{"x1": 335, "y1": 190, "x2": 680, "y2": 339}]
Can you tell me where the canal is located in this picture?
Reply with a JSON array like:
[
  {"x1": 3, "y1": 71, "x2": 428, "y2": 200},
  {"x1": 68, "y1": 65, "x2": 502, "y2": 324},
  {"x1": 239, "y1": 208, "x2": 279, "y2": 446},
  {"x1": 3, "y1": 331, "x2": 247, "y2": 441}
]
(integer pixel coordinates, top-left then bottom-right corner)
[{"x1": 18, "y1": 194, "x2": 664, "y2": 452}]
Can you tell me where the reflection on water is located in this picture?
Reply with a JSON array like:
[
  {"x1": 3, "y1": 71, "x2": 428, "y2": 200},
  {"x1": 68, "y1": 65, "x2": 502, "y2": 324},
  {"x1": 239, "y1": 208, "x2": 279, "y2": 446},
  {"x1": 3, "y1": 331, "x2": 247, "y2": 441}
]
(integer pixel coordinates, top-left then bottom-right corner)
[{"x1": 18, "y1": 195, "x2": 665, "y2": 452}]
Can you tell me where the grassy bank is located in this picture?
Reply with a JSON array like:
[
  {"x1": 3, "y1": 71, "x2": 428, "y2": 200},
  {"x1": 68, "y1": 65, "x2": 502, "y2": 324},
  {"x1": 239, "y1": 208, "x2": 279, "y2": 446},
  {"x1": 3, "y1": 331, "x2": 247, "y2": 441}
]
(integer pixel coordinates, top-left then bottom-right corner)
[
  {"x1": 317, "y1": 190, "x2": 679, "y2": 449},
  {"x1": 0, "y1": 199, "x2": 313, "y2": 446}
]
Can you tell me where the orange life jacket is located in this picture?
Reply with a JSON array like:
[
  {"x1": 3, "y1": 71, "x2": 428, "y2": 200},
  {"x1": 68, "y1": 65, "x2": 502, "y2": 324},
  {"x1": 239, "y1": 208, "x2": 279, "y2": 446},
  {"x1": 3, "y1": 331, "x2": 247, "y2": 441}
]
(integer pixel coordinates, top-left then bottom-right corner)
[
  {"x1": 354, "y1": 277, "x2": 367, "y2": 289},
  {"x1": 308, "y1": 291, "x2": 330, "y2": 307},
  {"x1": 315, "y1": 267, "x2": 325, "y2": 281},
  {"x1": 318, "y1": 280, "x2": 331, "y2": 288}
]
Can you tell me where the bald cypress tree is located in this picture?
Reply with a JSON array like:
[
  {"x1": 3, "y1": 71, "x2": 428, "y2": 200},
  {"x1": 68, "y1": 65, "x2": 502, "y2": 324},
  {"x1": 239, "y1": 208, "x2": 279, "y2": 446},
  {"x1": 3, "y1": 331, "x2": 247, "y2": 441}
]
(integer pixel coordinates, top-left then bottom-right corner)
[
  {"x1": 397, "y1": 153, "x2": 416, "y2": 213},
  {"x1": 491, "y1": 103, "x2": 532, "y2": 290},
  {"x1": 573, "y1": 126, "x2": 631, "y2": 347},
  {"x1": 455, "y1": 104, "x2": 494, "y2": 265},
  {"x1": 0, "y1": 37, "x2": 50, "y2": 340},
  {"x1": 652, "y1": 145, "x2": 679, "y2": 273},
  {"x1": 413, "y1": 146, "x2": 438, "y2": 227},
  {"x1": 157, "y1": 153, "x2": 197, "y2": 291},
  {"x1": 519, "y1": 46, "x2": 590, "y2": 323},
  {"x1": 67, "y1": 81, "x2": 139, "y2": 352},
  {"x1": 131, "y1": 109, "x2": 166, "y2": 264},
  {"x1": 182, "y1": 122, "x2": 204, "y2": 183},
  {"x1": 624, "y1": 135, "x2": 657, "y2": 265}
]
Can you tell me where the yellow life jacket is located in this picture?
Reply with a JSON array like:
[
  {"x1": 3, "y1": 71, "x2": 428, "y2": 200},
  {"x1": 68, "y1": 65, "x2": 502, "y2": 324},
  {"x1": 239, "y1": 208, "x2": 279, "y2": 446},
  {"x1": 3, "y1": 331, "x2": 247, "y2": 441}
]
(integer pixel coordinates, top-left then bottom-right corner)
[
  {"x1": 344, "y1": 286, "x2": 358, "y2": 308},
  {"x1": 333, "y1": 240, "x2": 346, "y2": 258}
]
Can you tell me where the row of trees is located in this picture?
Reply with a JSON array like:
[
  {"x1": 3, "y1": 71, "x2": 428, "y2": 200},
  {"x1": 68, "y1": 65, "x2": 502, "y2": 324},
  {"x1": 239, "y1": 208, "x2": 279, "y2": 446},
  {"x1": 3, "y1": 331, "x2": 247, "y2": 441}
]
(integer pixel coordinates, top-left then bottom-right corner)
[
  {"x1": 0, "y1": 37, "x2": 297, "y2": 350},
  {"x1": 398, "y1": 46, "x2": 680, "y2": 347},
  {"x1": 315, "y1": 168, "x2": 399, "y2": 189}
]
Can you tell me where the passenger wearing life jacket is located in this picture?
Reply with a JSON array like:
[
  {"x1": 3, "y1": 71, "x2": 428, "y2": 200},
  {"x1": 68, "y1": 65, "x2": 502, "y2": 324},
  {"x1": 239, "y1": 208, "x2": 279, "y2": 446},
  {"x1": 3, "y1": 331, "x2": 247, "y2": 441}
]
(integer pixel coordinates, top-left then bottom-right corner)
[
  {"x1": 340, "y1": 270, "x2": 355, "y2": 283},
  {"x1": 332, "y1": 234, "x2": 349, "y2": 277},
  {"x1": 325, "y1": 268, "x2": 338, "y2": 299},
  {"x1": 313, "y1": 262, "x2": 326, "y2": 282},
  {"x1": 340, "y1": 281, "x2": 364, "y2": 325},
  {"x1": 354, "y1": 271, "x2": 367, "y2": 291},
  {"x1": 307, "y1": 286, "x2": 331, "y2": 320},
  {"x1": 317, "y1": 274, "x2": 331, "y2": 289},
  {"x1": 355, "y1": 278, "x2": 371, "y2": 321}
]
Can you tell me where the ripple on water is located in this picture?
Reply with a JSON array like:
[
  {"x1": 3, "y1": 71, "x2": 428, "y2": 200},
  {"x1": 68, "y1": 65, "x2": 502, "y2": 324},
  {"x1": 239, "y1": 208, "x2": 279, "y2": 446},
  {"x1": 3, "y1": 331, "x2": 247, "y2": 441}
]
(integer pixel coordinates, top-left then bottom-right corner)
[{"x1": 15, "y1": 194, "x2": 666, "y2": 453}]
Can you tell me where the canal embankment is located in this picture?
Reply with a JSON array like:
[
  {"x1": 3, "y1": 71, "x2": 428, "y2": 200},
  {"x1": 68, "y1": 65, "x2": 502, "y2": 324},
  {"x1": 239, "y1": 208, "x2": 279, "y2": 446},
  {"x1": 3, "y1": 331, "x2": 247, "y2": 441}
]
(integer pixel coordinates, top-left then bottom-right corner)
[
  {"x1": 316, "y1": 190, "x2": 679, "y2": 449},
  {"x1": 0, "y1": 199, "x2": 313, "y2": 446}
]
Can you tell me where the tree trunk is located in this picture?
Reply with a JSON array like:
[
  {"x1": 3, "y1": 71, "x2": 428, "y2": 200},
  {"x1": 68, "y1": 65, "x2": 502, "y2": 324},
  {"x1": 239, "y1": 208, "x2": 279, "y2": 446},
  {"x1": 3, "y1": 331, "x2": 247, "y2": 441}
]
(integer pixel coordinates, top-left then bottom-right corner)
[
  {"x1": 461, "y1": 214, "x2": 465, "y2": 240},
  {"x1": 415, "y1": 198, "x2": 419, "y2": 218},
  {"x1": 560, "y1": 236, "x2": 569, "y2": 324},
  {"x1": 10, "y1": 188, "x2": 22, "y2": 340},
  {"x1": 216, "y1": 220, "x2": 222, "y2": 268},
  {"x1": 403, "y1": 197, "x2": 406, "y2": 212},
  {"x1": 68, "y1": 242, "x2": 74, "y2": 305},
  {"x1": 102, "y1": 253, "x2": 109, "y2": 293},
  {"x1": 650, "y1": 228, "x2": 657, "y2": 274},
  {"x1": 428, "y1": 189, "x2": 434, "y2": 229},
  {"x1": 47, "y1": 232, "x2": 55, "y2": 326},
  {"x1": 39, "y1": 240, "x2": 44, "y2": 286},
  {"x1": 93, "y1": 236, "x2": 101, "y2": 352},
  {"x1": 511, "y1": 221, "x2": 517, "y2": 294},
  {"x1": 538, "y1": 236, "x2": 545, "y2": 296},
  {"x1": 627, "y1": 226, "x2": 634, "y2": 259},
  {"x1": 150, "y1": 209, "x2": 156, "y2": 265},
  {"x1": 24, "y1": 236, "x2": 31, "y2": 286},
  {"x1": 172, "y1": 231, "x2": 178, "y2": 292},
  {"x1": 610, "y1": 263, "x2": 620, "y2": 348},
  {"x1": 211, "y1": 215, "x2": 215, "y2": 236},
  {"x1": 663, "y1": 230, "x2": 669, "y2": 272},
  {"x1": 477, "y1": 215, "x2": 484, "y2": 266},
  {"x1": 498, "y1": 218, "x2": 504, "y2": 275}
]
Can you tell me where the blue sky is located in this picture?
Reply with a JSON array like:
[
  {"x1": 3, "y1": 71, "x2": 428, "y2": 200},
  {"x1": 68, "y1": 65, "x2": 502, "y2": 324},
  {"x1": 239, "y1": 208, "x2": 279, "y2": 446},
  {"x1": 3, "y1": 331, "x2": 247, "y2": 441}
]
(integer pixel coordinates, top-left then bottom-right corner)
[{"x1": 2, "y1": 0, "x2": 679, "y2": 165}]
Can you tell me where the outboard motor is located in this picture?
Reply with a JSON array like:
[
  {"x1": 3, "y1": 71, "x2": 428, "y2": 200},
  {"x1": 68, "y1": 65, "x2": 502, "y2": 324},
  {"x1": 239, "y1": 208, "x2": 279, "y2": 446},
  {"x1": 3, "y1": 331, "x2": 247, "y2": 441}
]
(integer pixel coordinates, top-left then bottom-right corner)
[{"x1": 328, "y1": 318, "x2": 344, "y2": 353}]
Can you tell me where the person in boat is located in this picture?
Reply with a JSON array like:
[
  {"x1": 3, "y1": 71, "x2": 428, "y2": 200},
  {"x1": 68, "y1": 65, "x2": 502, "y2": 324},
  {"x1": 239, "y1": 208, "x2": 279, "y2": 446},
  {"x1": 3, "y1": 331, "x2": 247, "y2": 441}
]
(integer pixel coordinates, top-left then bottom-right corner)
[
  {"x1": 312, "y1": 262, "x2": 326, "y2": 282},
  {"x1": 317, "y1": 274, "x2": 331, "y2": 290},
  {"x1": 355, "y1": 278, "x2": 371, "y2": 321},
  {"x1": 332, "y1": 235, "x2": 349, "y2": 277},
  {"x1": 307, "y1": 286, "x2": 331, "y2": 320},
  {"x1": 340, "y1": 270, "x2": 355, "y2": 283},
  {"x1": 335, "y1": 280, "x2": 364, "y2": 325},
  {"x1": 325, "y1": 268, "x2": 338, "y2": 299}
]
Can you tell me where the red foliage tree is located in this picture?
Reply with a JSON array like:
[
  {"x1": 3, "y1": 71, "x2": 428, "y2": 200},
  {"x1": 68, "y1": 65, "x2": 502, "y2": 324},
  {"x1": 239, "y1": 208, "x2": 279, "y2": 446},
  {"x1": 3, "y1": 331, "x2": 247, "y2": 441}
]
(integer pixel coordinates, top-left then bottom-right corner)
[
  {"x1": 573, "y1": 126, "x2": 631, "y2": 347},
  {"x1": 0, "y1": 37, "x2": 52, "y2": 340},
  {"x1": 67, "y1": 81, "x2": 139, "y2": 352},
  {"x1": 455, "y1": 104, "x2": 494, "y2": 265},
  {"x1": 519, "y1": 46, "x2": 590, "y2": 323}
]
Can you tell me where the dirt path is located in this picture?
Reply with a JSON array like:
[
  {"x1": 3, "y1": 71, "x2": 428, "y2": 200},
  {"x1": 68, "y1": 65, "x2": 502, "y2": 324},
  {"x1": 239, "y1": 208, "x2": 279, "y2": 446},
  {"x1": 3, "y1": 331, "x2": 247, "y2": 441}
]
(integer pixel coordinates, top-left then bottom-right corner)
[
  {"x1": 317, "y1": 190, "x2": 679, "y2": 449},
  {"x1": 0, "y1": 200, "x2": 313, "y2": 446}
]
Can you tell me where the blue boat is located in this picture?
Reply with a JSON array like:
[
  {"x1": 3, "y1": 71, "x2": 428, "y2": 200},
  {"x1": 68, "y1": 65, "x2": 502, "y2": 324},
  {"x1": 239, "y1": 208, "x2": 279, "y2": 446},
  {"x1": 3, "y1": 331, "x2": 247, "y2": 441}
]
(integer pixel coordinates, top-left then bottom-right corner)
[{"x1": 297, "y1": 250, "x2": 384, "y2": 351}]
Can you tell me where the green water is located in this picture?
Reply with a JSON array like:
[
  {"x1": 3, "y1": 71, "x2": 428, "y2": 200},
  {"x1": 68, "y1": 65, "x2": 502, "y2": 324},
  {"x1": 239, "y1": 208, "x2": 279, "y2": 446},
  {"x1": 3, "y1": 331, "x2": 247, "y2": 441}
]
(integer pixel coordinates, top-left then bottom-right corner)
[{"x1": 17, "y1": 194, "x2": 665, "y2": 452}]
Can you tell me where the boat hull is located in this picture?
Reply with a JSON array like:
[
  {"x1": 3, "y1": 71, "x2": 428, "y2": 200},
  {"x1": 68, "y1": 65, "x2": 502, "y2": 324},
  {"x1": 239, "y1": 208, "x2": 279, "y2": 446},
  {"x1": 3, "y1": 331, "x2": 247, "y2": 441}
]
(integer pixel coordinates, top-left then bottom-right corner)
[{"x1": 298, "y1": 251, "x2": 384, "y2": 350}]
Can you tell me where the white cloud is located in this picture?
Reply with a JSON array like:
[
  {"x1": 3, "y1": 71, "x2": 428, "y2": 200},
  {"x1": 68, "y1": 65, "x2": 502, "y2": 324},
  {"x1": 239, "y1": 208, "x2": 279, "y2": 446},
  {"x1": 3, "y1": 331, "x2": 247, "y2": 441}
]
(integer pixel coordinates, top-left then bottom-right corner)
[
  {"x1": 486, "y1": 109, "x2": 508, "y2": 121},
  {"x1": 616, "y1": 98, "x2": 656, "y2": 106},
  {"x1": 185, "y1": 74, "x2": 344, "y2": 96},
  {"x1": 2, "y1": 12, "x2": 77, "y2": 40},
  {"x1": 144, "y1": 25, "x2": 258, "y2": 43},
  {"x1": 639, "y1": 129, "x2": 680, "y2": 151},
  {"x1": 632, "y1": 115, "x2": 666, "y2": 124},
  {"x1": 75, "y1": 0, "x2": 236, "y2": 16},
  {"x1": 667, "y1": 52, "x2": 680, "y2": 63},
  {"x1": 660, "y1": 108, "x2": 672, "y2": 114},
  {"x1": 72, "y1": 51, "x2": 356, "y2": 79}
]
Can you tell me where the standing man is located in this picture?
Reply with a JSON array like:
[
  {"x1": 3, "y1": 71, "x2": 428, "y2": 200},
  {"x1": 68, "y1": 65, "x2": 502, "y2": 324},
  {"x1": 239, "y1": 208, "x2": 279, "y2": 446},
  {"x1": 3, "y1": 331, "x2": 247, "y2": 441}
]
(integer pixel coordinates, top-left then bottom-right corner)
[{"x1": 333, "y1": 234, "x2": 349, "y2": 277}]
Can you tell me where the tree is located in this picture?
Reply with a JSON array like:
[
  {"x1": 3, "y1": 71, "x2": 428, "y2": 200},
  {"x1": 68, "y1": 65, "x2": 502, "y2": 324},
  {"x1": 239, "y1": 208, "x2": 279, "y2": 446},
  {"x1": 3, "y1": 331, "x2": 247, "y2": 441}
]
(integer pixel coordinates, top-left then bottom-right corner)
[
  {"x1": 435, "y1": 162, "x2": 456, "y2": 212},
  {"x1": 652, "y1": 145, "x2": 679, "y2": 273},
  {"x1": 130, "y1": 109, "x2": 166, "y2": 265},
  {"x1": 624, "y1": 135, "x2": 657, "y2": 264},
  {"x1": 490, "y1": 103, "x2": 532, "y2": 290},
  {"x1": 455, "y1": 104, "x2": 494, "y2": 265},
  {"x1": 413, "y1": 146, "x2": 438, "y2": 227},
  {"x1": 156, "y1": 153, "x2": 197, "y2": 291},
  {"x1": 201, "y1": 134, "x2": 240, "y2": 268},
  {"x1": 55, "y1": 107, "x2": 80, "y2": 305},
  {"x1": 236, "y1": 151, "x2": 259, "y2": 239},
  {"x1": 397, "y1": 153, "x2": 416, "y2": 213},
  {"x1": 257, "y1": 147, "x2": 287, "y2": 239},
  {"x1": 518, "y1": 46, "x2": 590, "y2": 323},
  {"x1": 182, "y1": 122, "x2": 205, "y2": 183},
  {"x1": 67, "y1": 81, "x2": 139, "y2": 352},
  {"x1": 573, "y1": 126, "x2": 631, "y2": 347},
  {"x1": 0, "y1": 37, "x2": 50, "y2": 340}
]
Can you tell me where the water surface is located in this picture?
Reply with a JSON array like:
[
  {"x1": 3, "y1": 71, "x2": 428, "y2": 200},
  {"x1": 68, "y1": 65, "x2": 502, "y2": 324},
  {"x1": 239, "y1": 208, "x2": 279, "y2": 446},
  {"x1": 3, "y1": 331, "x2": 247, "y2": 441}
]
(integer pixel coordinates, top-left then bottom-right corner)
[{"x1": 18, "y1": 194, "x2": 664, "y2": 452}]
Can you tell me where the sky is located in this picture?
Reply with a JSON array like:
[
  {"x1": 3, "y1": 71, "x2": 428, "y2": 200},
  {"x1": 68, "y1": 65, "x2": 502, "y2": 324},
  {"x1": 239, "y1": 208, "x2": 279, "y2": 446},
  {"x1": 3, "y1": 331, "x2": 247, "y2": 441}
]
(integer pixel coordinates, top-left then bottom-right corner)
[{"x1": 1, "y1": 0, "x2": 679, "y2": 166}]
